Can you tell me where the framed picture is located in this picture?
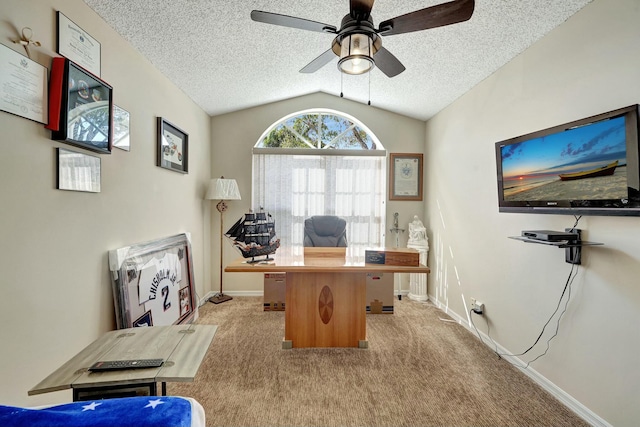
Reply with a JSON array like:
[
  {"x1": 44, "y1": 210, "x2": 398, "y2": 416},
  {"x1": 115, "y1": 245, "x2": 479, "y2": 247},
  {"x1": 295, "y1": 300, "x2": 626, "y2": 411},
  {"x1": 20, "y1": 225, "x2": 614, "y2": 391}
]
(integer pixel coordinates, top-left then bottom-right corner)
[
  {"x1": 108, "y1": 233, "x2": 198, "y2": 329},
  {"x1": 56, "y1": 11, "x2": 101, "y2": 77},
  {"x1": 47, "y1": 57, "x2": 112, "y2": 154},
  {"x1": 389, "y1": 153, "x2": 423, "y2": 201},
  {"x1": 157, "y1": 117, "x2": 188, "y2": 173},
  {"x1": 0, "y1": 43, "x2": 48, "y2": 124},
  {"x1": 57, "y1": 147, "x2": 101, "y2": 192},
  {"x1": 113, "y1": 105, "x2": 130, "y2": 151}
]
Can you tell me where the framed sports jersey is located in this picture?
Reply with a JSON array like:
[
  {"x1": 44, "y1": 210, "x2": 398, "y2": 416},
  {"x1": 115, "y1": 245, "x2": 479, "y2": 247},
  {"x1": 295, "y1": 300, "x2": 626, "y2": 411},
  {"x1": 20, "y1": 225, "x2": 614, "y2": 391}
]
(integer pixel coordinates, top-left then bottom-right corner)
[{"x1": 108, "y1": 233, "x2": 198, "y2": 329}]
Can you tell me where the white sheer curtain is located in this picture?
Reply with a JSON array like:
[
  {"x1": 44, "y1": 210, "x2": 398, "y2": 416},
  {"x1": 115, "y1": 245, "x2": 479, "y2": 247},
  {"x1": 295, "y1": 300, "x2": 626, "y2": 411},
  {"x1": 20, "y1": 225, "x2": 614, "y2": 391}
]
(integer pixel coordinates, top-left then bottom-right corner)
[{"x1": 253, "y1": 150, "x2": 386, "y2": 260}]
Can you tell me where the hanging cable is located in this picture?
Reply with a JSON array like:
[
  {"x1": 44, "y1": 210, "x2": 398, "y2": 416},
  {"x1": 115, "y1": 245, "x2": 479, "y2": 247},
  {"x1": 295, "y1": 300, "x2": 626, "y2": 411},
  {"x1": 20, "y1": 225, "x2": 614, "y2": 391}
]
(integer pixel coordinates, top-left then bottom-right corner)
[
  {"x1": 469, "y1": 215, "x2": 583, "y2": 369},
  {"x1": 367, "y1": 71, "x2": 371, "y2": 105}
]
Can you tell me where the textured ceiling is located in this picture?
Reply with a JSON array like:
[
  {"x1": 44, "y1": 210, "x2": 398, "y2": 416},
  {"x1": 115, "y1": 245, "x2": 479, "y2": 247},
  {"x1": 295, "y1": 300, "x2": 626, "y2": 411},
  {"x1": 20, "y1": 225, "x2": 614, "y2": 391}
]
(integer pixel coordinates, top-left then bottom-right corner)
[{"x1": 83, "y1": 0, "x2": 593, "y2": 121}]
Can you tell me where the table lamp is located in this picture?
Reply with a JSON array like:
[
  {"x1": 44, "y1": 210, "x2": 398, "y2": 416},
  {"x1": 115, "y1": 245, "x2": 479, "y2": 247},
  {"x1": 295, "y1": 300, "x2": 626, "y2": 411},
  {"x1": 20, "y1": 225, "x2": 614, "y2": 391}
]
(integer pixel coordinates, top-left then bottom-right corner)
[{"x1": 206, "y1": 177, "x2": 241, "y2": 304}]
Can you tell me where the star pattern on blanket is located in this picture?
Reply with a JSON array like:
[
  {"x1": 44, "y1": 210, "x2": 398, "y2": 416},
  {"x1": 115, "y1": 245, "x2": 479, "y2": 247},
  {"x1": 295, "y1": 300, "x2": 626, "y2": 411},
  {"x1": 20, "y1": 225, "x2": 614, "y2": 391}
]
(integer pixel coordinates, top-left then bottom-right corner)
[
  {"x1": 145, "y1": 399, "x2": 165, "y2": 409},
  {"x1": 81, "y1": 402, "x2": 102, "y2": 411},
  {"x1": 0, "y1": 396, "x2": 194, "y2": 427}
]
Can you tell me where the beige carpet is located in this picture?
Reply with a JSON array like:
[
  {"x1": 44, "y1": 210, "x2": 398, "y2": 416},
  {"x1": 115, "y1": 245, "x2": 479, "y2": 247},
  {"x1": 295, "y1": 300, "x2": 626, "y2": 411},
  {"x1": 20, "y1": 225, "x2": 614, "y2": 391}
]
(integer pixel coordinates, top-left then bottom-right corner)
[{"x1": 169, "y1": 297, "x2": 589, "y2": 427}]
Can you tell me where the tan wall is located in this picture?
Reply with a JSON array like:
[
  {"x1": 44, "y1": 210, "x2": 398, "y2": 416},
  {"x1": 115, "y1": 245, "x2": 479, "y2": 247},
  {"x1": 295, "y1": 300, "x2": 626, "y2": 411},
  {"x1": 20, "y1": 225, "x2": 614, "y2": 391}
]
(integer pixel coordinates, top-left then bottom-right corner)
[
  {"x1": 210, "y1": 92, "x2": 426, "y2": 294},
  {"x1": 0, "y1": 0, "x2": 212, "y2": 406},
  {"x1": 425, "y1": 0, "x2": 639, "y2": 425}
]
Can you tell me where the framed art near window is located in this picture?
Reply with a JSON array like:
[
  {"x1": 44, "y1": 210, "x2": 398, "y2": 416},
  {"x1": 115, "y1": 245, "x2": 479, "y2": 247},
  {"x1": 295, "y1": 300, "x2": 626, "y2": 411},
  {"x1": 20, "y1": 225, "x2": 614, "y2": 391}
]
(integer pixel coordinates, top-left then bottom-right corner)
[
  {"x1": 157, "y1": 117, "x2": 188, "y2": 173},
  {"x1": 46, "y1": 57, "x2": 112, "y2": 154},
  {"x1": 389, "y1": 153, "x2": 423, "y2": 201}
]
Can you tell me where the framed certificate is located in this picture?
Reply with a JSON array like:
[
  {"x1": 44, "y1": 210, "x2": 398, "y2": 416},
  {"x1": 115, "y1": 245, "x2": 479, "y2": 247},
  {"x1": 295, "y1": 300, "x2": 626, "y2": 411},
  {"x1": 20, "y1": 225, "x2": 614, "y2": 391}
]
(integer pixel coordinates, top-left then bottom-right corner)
[
  {"x1": 57, "y1": 11, "x2": 101, "y2": 77},
  {"x1": 0, "y1": 43, "x2": 47, "y2": 124},
  {"x1": 389, "y1": 153, "x2": 423, "y2": 201}
]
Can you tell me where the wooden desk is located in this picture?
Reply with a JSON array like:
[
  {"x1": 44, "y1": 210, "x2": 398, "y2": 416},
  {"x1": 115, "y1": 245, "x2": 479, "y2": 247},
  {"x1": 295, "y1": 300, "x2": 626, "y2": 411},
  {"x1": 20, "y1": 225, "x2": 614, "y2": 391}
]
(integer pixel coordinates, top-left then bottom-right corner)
[
  {"x1": 225, "y1": 250, "x2": 430, "y2": 348},
  {"x1": 29, "y1": 324, "x2": 217, "y2": 401}
]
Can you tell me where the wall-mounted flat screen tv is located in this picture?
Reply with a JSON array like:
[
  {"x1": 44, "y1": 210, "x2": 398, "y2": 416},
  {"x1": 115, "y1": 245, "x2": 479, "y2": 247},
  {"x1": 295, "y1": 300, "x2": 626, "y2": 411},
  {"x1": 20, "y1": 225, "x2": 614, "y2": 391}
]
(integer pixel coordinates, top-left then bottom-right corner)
[{"x1": 495, "y1": 105, "x2": 640, "y2": 216}]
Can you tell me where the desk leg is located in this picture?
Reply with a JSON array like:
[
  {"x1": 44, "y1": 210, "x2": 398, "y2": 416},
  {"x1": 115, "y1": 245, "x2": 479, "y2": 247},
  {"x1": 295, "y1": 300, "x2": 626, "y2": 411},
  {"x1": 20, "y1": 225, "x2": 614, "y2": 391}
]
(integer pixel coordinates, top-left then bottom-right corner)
[{"x1": 285, "y1": 272, "x2": 366, "y2": 348}]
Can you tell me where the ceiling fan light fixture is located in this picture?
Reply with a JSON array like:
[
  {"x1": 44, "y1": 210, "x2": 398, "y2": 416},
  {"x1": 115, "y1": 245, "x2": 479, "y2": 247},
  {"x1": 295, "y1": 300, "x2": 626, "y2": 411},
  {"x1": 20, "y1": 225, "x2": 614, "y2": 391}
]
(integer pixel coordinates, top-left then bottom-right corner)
[{"x1": 338, "y1": 33, "x2": 375, "y2": 75}]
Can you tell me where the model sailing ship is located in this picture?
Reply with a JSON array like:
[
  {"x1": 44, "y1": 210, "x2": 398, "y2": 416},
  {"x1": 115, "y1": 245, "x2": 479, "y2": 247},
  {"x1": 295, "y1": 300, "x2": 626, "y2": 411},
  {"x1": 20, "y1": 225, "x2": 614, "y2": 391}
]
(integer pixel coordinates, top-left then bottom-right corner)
[{"x1": 225, "y1": 208, "x2": 280, "y2": 263}]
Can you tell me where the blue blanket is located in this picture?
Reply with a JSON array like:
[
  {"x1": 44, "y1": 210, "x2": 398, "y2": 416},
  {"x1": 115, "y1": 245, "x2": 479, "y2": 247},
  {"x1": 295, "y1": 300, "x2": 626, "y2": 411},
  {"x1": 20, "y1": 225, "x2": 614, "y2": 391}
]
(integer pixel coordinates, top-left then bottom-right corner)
[{"x1": 0, "y1": 396, "x2": 196, "y2": 427}]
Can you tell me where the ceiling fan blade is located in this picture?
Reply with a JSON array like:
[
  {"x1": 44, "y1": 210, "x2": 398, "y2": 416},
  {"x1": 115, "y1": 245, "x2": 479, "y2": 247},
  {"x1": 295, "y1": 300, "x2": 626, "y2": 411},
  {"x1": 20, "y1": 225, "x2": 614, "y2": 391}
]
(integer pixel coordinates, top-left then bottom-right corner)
[
  {"x1": 374, "y1": 47, "x2": 405, "y2": 77},
  {"x1": 378, "y1": 0, "x2": 474, "y2": 36},
  {"x1": 300, "y1": 49, "x2": 336, "y2": 73},
  {"x1": 251, "y1": 10, "x2": 337, "y2": 33},
  {"x1": 350, "y1": 0, "x2": 375, "y2": 19}
]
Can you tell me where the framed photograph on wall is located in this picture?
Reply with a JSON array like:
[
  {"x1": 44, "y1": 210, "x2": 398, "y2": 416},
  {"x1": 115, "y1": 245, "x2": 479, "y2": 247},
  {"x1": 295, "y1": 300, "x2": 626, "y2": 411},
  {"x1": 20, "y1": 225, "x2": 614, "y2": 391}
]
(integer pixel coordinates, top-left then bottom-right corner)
[
  {"x1": 108, "y1": 233, "x2": 198, "y2": 329},
  {"x1": 46, "y1": 57, "x2": 112, "y2": 154},
  {"x1": 157, "y1": 117, "x2": 188, "y2": 173},
  {"x1": 57, "y1": 147, "x2": 101, "y2": 193},
  {"x1": 389, "y1": 153, "x2": 423, "y2": 201}
]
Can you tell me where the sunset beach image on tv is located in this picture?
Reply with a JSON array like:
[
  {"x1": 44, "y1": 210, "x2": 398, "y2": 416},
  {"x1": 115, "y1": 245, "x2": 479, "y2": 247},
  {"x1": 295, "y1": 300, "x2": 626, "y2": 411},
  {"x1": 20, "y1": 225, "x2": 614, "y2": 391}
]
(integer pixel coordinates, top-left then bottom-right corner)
[{"x1": 501, "y1": 115, "x2": 627, "y2": 202}]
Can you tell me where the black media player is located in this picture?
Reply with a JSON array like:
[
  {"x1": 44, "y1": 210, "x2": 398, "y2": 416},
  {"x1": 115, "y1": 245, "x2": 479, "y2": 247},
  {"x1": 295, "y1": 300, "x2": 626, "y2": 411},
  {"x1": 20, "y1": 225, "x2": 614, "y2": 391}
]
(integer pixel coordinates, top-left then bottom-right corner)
[{"x1": 521, "y1": 230, "x2": 579, "y2": 241}]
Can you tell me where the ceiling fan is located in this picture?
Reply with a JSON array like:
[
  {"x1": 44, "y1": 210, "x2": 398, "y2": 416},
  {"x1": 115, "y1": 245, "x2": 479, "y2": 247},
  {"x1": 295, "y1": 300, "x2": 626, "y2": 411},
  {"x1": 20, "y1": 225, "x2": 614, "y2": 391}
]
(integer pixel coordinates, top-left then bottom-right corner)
[{"x1": 251, "y1": 0, "x2": 475, "y2": 78}]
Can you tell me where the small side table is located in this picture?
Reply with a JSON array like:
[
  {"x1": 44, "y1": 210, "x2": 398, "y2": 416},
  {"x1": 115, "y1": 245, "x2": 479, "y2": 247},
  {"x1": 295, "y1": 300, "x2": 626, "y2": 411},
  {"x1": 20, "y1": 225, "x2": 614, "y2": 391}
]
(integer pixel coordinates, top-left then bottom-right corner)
[{"x1": 28, "y1": 324, "x2": 217, "y2": 401}]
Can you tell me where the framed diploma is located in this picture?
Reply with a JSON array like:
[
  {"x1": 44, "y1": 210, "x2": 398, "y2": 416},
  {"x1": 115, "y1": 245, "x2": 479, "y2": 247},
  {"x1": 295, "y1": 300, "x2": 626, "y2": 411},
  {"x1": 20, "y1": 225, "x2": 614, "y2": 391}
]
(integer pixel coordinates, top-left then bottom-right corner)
[
  {"x1": 389, "y1": 153, "x2": 423, "y2": 201},
  {"x1": 56, "y1": 12, "x2": 101, "y2": 77},
  {"x1": 0, "y1": 43, "x2": 48, "y2": 124},
  {"x1": 157, "y1": 117, "x2": 189, "y2": 173}
]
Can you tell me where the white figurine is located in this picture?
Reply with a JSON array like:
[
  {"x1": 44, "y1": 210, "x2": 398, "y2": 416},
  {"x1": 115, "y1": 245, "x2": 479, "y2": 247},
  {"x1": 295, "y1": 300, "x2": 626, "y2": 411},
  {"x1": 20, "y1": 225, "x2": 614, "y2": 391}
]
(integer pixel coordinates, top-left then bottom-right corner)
[{"x1": 408, "y1": 215, "x2": 428, "y2": 248}]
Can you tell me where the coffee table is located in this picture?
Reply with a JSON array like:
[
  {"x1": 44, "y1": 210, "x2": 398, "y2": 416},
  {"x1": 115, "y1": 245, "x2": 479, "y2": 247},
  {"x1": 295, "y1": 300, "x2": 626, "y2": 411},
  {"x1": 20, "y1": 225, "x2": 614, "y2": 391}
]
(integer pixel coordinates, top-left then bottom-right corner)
[{"x1": 28, "y1": 324, "x2": 217, "y2": 401}]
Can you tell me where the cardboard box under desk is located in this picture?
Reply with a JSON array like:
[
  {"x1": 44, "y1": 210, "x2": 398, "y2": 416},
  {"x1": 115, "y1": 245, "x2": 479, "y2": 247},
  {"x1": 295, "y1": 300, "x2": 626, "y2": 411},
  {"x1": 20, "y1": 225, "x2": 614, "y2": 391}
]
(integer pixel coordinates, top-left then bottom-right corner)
[
  {"x1": 365, "y1": 248, "x2": 420, "y2": 267},
  {"x1": 366, "y1": 273, "x2": 394, "y2": 314},
  {"x1": 264, "y1": 273, "x2": 286, "y2": 311}
]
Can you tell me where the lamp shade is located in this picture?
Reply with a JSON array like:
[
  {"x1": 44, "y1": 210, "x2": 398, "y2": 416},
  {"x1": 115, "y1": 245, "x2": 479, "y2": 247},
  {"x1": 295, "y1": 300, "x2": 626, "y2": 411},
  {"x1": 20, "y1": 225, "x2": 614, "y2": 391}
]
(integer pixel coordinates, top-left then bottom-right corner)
[
  {"x1": 338, "y1": 33, "x2": 375, "y2": 75},
  {"x1": 206, "y1": 178, "x2": 241, "y2": 200}
]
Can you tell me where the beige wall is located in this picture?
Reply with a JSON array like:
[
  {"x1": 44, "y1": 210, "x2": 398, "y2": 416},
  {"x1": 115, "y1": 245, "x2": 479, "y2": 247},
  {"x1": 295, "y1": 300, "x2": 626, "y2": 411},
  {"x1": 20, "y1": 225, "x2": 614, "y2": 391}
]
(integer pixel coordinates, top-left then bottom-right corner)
[
  {"x1": 210, "y1": 92, "x2": 426, "y2": 294},
  {"x1": 425, "y1": 0, "x2": 639, "y2": 425},
  {"x1": 0, "y1": 0, "x2": 212, "y2": 406}
]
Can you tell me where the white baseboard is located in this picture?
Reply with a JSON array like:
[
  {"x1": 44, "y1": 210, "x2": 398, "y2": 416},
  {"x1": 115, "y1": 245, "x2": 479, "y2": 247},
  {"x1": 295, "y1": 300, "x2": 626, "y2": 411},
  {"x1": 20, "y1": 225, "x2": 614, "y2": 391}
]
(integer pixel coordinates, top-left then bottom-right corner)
[{"x1": 429, "y1": 297, "x2": 610, "y2": 427}]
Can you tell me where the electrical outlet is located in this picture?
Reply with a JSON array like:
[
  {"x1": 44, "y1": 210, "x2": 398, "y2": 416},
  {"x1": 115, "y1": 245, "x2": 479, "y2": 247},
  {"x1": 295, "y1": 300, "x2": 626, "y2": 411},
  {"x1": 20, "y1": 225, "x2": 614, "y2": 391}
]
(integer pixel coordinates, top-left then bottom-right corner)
[{"x1": 471, "y1": 298, "x2": 484, "y2": 315}]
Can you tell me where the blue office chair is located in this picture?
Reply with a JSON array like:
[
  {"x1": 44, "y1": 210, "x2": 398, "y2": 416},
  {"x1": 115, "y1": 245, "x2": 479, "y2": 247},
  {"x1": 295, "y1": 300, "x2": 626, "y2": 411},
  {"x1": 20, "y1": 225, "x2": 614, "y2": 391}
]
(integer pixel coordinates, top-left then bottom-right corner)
[{"x1": 303, "y1": 216, "x2": 348, "y2": 247}]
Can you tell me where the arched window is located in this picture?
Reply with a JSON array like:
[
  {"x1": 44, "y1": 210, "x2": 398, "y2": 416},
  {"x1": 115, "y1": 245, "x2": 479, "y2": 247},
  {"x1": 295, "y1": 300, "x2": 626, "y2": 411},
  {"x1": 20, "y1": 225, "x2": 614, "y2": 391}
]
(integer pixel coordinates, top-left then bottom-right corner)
[{"x1": 253, "y1": 109, "x2": 386, "y2": 259}]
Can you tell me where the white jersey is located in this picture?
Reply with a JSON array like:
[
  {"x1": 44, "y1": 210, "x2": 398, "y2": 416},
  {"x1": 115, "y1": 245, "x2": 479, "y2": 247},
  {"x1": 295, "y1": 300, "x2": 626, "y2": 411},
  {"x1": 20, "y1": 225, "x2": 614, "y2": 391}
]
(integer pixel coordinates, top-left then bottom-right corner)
[{"x1": 137, "y1": 253, "x2": 182, "y2": 326}]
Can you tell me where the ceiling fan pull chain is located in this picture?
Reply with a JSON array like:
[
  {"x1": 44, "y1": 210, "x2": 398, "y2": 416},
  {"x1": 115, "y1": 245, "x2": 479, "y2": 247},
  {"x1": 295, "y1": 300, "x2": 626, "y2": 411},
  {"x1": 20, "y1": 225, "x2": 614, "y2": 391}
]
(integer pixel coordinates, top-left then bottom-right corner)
[
  {"x1": 368, "y1": 72, "x2": 371, "y2": 106},
  {"x1": 340, "y1": 72, "x2": 344, "y2": 98}
]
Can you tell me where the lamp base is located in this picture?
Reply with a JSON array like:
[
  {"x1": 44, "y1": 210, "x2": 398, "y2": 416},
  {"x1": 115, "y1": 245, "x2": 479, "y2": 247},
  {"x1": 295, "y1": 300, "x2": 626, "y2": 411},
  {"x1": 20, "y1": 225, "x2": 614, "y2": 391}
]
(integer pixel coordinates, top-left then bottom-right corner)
[{"x1": 209, "y1": 293, "x2": 233, "y2": 304}]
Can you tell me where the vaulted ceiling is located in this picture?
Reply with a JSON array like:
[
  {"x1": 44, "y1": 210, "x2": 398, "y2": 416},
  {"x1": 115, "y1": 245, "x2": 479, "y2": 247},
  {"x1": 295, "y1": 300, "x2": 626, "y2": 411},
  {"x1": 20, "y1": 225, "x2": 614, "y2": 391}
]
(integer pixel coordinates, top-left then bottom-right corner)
[{"x1": 83, "y1": 0, "x2": 593, "y2": 121}]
